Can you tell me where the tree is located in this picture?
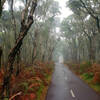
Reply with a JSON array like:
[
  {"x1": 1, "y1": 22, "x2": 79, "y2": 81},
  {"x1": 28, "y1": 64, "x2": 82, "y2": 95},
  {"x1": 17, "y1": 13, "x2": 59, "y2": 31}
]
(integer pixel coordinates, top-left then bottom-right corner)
[
  {"x1": 68, "y1": 0, "x2": 100, "y2": 32},
  {"x1": 0, "y1": 0, "x2": 6, "y2": 17},
  {"x1": 60, "y1": 0, "x2": 100, "y2": 63},
  {"x1": 0, "y1": 46, "x2": 2, "y2": 69},
  {"x1": 0, "y1": 0, "x2": 37, "y2": 99}
]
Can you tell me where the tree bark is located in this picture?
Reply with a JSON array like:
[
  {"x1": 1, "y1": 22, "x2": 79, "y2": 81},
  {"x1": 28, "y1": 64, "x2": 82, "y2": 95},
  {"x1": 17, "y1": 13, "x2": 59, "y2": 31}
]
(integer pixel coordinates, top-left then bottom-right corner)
[
  {"x1": 0, "y1": 46, "x2": 2, "y2": 69},
  {"x1": 32, "y1": 29, "x2": 38, "y2": 63},
  {"x1": 88, "y1": 37, "x2": 95, "y2": 63},
  {"x1": 0, "y1": 0, "x2": 37, "y2": 99},
  {"x1": 16, "y1": 50, "x2": 21, "y2": 76},
  {"x1": 0, "y1": 0, "x2": 6, "y2": 17}
]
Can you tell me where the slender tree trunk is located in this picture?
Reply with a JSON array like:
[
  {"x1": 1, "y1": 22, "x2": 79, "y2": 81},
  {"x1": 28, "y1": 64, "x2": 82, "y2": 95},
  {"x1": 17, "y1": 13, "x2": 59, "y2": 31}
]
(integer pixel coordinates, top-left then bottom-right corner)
[
  {"x1": 10, "y1": 0, "x2": 21, "y2": 76},
  {"x1": 0, "y1": 0, "x2": 6, "y2": 17},
  {"x1": 0, "y1": 46, "x2": 2, "y2": 69},
  {"x1": 88, "y1": 37, "x2": 95, "y2": 63},
  {"x1": 16, "y1": 50, "x2": 21, "y2": 76},
  {"x1": 32, "y1": 29, "x2": 38, "y2": 63}
]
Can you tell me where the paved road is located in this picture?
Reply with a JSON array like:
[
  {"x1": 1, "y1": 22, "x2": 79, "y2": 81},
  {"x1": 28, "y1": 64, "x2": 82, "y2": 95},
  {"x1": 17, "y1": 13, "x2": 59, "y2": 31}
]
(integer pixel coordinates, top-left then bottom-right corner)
[{"x1": 46, "y1": 63, "x2": 100, "y2": 100}]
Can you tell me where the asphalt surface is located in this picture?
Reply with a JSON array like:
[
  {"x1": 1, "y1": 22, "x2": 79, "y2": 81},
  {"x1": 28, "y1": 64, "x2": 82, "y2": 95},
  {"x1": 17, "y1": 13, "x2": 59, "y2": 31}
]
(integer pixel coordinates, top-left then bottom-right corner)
[{"x1": 46, "y1": 63, "x2": 100, "y2": 100}]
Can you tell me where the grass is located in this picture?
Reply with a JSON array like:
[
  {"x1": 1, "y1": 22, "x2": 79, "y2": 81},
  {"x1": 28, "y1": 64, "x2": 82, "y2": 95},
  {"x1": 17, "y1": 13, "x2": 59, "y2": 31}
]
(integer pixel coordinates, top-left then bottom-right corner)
[
  {"x1": 37, "y1": 83, "x2": 44, "y2": 100},
  {"x1": 91, "y1": 83, "x2": 100, "y2": 92},
  {"x1": 37, "y1": 72, "x2": 52, "y2": 100},
  {"x1": 81, "y1": 73, "x2": 93, "y2": 81}
]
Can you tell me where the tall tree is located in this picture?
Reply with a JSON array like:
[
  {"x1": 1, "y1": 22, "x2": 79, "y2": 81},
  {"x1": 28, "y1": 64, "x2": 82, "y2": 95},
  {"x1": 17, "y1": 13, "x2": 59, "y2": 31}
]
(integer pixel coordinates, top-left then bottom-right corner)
[{"x1": 0, "y1": 0, "x2": 37, "y2": 99}]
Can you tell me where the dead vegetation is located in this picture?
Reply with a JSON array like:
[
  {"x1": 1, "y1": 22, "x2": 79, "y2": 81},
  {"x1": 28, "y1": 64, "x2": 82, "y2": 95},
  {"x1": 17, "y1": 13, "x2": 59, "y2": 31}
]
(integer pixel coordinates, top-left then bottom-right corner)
[{"x1": 0, "y1": 61, "x2": 54, "y2": 100}]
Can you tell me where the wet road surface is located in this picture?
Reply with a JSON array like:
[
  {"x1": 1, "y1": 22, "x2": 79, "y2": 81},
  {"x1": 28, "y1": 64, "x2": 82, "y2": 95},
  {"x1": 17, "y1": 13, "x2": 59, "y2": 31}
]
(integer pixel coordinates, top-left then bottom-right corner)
[{"x1": 46, "y1": 63, "x2": 100, "y2": 100}]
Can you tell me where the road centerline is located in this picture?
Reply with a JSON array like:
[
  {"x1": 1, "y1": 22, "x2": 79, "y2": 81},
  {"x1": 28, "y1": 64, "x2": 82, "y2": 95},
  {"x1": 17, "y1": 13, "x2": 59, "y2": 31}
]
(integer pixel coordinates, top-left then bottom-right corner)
[{"x1": 70, "y1": 89, "x2": 76, "y2": 98}]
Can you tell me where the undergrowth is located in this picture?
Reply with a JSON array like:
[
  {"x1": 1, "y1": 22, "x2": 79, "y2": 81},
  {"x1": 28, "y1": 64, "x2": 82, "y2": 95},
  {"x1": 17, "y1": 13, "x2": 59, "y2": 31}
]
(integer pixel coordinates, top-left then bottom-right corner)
[{"x1": 0, "y1": 61, "x2": 54, "y2": 100}]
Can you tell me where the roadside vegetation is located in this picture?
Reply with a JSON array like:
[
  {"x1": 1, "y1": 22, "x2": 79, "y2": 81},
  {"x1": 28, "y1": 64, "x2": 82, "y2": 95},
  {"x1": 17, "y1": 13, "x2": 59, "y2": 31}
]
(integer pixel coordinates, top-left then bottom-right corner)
[
  {"x1": 66, "y1": 62, "x2": 100, "y2": 94},
  {"x1": 0, "y1": 61, "x2": 54, "y2": 100}
]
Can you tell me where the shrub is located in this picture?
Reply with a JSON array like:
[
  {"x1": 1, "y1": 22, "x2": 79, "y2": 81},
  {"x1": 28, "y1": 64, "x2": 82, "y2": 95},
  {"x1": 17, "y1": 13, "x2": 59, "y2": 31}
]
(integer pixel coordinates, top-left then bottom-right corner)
[{"x1": 82, "y1": 73, "x2": 94, "y2": 80}]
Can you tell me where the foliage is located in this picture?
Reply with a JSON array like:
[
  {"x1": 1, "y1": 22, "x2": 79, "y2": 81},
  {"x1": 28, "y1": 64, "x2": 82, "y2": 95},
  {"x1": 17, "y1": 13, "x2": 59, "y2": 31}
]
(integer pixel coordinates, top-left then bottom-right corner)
[
  {"x1": 81, "y1": 73, "x2": 93, "y2": 81},
  {"x1": 0, "y1": 61, "x2": 54, "y2": 100}
]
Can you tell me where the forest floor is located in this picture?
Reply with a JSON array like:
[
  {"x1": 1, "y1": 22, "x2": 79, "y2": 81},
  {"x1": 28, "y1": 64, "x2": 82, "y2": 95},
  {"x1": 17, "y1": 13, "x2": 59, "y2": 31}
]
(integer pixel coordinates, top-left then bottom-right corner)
[
  {"x1": 65, "y1": 62, "x2": 100, "y2": 94},
  {"x1": 0, "y1": 61, "x2": 54, "y2": 100}
]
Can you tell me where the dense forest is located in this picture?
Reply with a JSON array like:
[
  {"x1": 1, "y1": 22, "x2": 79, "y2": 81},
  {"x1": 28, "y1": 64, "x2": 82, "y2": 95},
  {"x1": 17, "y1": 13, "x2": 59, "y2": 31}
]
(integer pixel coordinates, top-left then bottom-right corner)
[
  {"x1": 1, "y1": 0, "x2": 100, "y2": 100},
  {"x1": 61, "y1": 0, "x2": 100, "y2": 63}
]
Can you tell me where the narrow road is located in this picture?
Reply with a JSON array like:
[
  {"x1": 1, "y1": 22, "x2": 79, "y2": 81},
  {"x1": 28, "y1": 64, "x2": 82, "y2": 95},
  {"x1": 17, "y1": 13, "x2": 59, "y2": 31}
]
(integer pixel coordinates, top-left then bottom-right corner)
[{"x1": 46, "y1": 63, "x2": 100, "y2": 100}]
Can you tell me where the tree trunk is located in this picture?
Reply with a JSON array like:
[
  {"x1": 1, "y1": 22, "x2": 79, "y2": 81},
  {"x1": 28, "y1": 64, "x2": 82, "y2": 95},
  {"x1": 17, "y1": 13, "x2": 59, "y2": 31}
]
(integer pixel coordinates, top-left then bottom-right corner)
[
  {"x1": 0, "y1": 46, "x2": 2, "y2": 69},
  {"x1": 0, "y1": 0, "x2": 37, "y2": 99},
  {"x1": 16, "y1": 50, "x2": 21, "y2": 76},
  {"x1": 32, "y1": 30, "x2": 38, "y2": 63},
  {"x1": 1, "y1": 24, "x2": 33, "y2": 99},
  {"x1": 88, "y1": 37, "x2": 95, "y2": 63},
  {"x1": 0, "y1": 0, "x2": 6, "y2": 17}
]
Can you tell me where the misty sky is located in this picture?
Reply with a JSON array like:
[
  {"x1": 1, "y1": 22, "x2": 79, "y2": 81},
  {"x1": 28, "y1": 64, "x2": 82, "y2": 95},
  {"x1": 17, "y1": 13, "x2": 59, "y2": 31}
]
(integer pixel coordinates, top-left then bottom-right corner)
[
  {"x1": 4, "y1": 0, "x2": 72, "y2": 20},
  {"x1": 55, "y1": 0, "x2": 72, "y2": 20}
]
